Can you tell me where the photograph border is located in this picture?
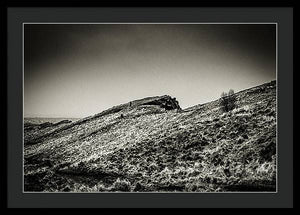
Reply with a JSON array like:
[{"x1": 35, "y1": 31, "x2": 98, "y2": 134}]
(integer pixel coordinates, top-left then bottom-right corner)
[{"x1": 7, "y1": 7, "x2": 293, "y2": 208}]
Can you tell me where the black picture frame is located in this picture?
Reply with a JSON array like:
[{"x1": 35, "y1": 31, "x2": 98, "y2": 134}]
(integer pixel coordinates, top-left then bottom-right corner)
[{"x1": 4, "y1": 5, "x2": 293, "y2": 208}]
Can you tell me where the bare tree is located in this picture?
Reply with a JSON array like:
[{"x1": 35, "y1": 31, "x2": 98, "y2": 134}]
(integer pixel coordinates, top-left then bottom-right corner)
[{"x1": 220, "y1": 89, "x2": 237, "y2": 112}]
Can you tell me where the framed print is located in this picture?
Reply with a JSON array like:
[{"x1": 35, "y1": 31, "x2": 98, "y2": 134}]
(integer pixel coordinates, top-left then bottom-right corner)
[{"x1": 6, "y1": 6, "x2": 293, "y2": 208}]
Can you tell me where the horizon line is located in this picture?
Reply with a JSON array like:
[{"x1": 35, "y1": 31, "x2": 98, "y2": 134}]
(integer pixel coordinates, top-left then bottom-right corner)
[{"x1": 24, "y1": 79, "x2": 276, "y2": 119}]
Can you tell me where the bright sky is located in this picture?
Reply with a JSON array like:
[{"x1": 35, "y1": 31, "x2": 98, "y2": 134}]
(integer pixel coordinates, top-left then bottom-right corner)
[{"x1": 24, "y1": 24, "x2": 276, "y2": 118}]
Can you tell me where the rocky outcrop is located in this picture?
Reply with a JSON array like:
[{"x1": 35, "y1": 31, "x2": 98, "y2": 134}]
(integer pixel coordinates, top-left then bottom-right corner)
[{"x1": 141, "y1": 95, "x2": 181, "y2": 110}]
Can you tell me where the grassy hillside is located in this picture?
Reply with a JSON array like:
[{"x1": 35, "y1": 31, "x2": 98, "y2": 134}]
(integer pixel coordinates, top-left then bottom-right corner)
[{"x1": 24, "y1": 80, "x2": 276, "y2": 192}]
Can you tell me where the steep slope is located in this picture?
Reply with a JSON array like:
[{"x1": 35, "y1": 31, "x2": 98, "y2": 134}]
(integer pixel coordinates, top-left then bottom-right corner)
[{"x1": 24, "y1": 81, "x2": 276, "y2": 192}]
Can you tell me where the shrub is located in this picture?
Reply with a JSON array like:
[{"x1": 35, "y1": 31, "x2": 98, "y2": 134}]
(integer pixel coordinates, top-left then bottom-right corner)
[{"x1": 220, "y1": 89, "x2": 237, "y2": 112}]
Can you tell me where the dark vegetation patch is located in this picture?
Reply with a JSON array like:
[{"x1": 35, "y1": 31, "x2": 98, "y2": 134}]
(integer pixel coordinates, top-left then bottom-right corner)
[{"x1": 24, "y1": 171, "x2": 48, "y2": 191}]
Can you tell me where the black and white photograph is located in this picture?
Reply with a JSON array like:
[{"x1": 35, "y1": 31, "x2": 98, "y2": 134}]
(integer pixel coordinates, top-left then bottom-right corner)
[{"x1": 23, "y1": 23, "x2": 277, "y2": 192}]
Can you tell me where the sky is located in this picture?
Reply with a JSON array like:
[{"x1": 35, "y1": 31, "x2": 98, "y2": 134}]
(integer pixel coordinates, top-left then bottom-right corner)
[{"x1": 24, "y1": 24, "x2": 276, "y2": 118}]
